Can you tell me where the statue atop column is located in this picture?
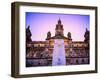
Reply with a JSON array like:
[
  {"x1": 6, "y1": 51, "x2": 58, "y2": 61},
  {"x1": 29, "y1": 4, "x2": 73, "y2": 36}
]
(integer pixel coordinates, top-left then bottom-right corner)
[
  {"x1": 67, "y1": 32, "x2": 72, "y2": 40},
  {"x1": 46, "y1": 31, "x2": 51, "y2": 39},
  {"x1": 26, "y1": 25, "x2": 32, "y2": 43},
  {"x1": 84, "y1": 28, "x2": 89, "y2": 43}
]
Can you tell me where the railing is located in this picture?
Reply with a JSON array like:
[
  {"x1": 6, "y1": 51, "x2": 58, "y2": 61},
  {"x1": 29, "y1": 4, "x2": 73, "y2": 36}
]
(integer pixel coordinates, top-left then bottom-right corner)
[
  {"x1": 26, "y1": 56, "x2": 89, "y2": 67},
  {"x1": 26, "y1": 58, "x2": 52, "y2": 67}
]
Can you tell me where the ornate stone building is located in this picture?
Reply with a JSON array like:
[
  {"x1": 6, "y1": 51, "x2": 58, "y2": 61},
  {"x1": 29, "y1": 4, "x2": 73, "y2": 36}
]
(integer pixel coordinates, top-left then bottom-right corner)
[{"x1": 26, "y1": 19, "x2": 89, "y2": 67}]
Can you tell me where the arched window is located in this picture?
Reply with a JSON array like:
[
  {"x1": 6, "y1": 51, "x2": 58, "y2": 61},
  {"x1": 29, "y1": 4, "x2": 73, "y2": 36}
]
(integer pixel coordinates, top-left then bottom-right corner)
[
  {"x1": 82, "y1": 59, "x2": 85, "y2": 63},
  {"x1": 76, "y1": 59, "x2": 78, "y2": 64}
]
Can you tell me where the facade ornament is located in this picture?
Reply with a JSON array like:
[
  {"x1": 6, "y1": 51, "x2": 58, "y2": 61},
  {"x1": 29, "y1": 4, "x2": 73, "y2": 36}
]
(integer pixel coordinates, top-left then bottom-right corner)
[
  {"x1": 84, "y1": 28, "x2": 89, "y2": 42},
  {"x1": 46, "y1": 31, "x2": 51, "y2": 39},
  {"x1": 67, "y1": 32, "x2": 72, "y2": 40},
  {"x1": 26, "y1": 25, "x2": 32, "y2": 43}
]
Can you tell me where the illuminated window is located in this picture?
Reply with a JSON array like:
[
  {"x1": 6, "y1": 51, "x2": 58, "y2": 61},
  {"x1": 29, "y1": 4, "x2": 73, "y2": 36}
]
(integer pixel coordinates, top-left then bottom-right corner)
[{"x1": 34, "y1": 44, "x2": 39, "y2": 47}]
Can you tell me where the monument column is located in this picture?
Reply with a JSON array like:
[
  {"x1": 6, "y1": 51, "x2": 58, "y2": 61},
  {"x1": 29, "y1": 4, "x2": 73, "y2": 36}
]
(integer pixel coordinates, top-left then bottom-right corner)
[{"x1": 52, "y1": 39, "x2": 66, "y2": 66}]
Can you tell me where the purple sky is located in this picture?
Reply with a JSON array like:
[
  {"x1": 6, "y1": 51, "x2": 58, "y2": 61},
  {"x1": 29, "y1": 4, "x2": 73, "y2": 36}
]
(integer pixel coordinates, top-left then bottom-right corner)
[{"x1": 26, "y1": 12, "x2": 90, "y2": 41}]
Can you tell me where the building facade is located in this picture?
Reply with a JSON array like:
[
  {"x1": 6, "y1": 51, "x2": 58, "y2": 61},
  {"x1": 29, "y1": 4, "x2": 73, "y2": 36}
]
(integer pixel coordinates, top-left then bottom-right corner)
[{"x1": 26, "y1": 19, "x2": 89, "y2": 67}]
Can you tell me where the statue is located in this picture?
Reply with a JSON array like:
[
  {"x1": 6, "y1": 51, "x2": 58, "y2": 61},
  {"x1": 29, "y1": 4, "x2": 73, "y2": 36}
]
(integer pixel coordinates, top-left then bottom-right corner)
[
  {"x1": 26, "y1": 25, "x2": 32, "y2": 43},
  {"x1": 84, "y1": 28, "x2": 89, "y2": 42},
  {"x1": 67, "y1": 32, "x2": 72, "y2": 40},
  {"x1": 46, "y1": 31, "x2": 51, "y2": 39}
]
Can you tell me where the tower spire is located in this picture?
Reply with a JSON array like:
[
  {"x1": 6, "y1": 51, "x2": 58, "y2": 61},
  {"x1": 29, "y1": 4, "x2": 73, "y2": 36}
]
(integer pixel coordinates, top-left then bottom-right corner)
[{"x1": 58, "y1": 17, "x2": 61, "y2": 24}]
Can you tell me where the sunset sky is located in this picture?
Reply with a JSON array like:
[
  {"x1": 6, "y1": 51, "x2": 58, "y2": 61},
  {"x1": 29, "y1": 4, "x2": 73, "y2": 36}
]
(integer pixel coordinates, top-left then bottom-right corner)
[{"x1": 26, "y1": 12, "x2": 90, "y2": 41}]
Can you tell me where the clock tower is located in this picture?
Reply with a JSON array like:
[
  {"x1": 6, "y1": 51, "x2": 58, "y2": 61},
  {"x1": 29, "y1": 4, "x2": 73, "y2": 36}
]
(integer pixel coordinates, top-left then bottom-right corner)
[{"x1": 55, "y1": 18, "x2": 64, "y2": 36}]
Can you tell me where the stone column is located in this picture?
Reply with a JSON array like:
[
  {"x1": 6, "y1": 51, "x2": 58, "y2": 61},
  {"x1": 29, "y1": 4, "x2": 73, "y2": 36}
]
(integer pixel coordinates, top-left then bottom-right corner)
[{"x1": 52, "y1": 39, "x2": 66, "y2": 66}]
